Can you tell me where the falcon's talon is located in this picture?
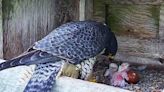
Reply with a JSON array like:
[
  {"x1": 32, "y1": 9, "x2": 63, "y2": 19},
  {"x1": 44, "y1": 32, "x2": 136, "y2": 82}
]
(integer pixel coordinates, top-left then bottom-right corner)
[{"x1": 88, "y1": 76, "x2": 97, "y2": 83}]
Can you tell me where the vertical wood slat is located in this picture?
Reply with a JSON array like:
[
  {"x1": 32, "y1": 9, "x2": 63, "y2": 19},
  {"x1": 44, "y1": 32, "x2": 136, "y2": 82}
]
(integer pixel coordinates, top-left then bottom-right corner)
[
  {"x1": 105, "y1": 0, "x2": 164, "y2": 5},
  {"x1": 159, "y1": 5, "x2": 164, "y2": 59},
  {"x1": 79, "y1": 0, "x2": 85, "y2": 21},
  {"x1": 85, "y1": 0, "x2": 93, "y2": 20},
  {"x1": 79, "y1": 0, "x2": 94, "y2": 21},
  {"x1": 0, "y1": 0, "x2": 2, "y2": 58},
  {"x1": 3, "y1": 0, "x2": 79, "y2": 59}
]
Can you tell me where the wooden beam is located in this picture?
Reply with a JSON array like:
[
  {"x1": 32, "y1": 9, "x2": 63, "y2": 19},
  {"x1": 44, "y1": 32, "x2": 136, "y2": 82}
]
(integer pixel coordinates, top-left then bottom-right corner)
[
  {"x1": 159, "y1": 4, "x2": 164, "y2": 60},
  {"x1": 85, "y1": 0, "x2": 93, "y2": 20},
  {"x1": 0, "y1": 59, "x2": 131, "y2": 92},
  {"x1": 0, "y1": 0, "x2": 2, "y2": 58},
  {"x1": 79, "y1": 0, "x2": 85, "y2": 20},
  {"x1": 106, "y1": 0, "x2": 164, "y2": 5},
  {"x1": 54, "y1": 77, "x2": 131, "y2": 92}
]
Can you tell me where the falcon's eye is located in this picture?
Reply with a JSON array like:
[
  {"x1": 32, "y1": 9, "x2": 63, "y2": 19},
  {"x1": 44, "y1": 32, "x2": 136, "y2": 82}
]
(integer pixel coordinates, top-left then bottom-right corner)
[{"x1": 108, "y1": 53, "x2": 114, "y2": 60}]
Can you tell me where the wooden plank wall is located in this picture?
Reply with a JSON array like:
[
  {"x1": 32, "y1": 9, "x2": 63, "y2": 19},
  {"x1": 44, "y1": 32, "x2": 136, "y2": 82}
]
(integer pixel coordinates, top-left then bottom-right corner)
[
  {"x1": 0, "y1": 0, "x2": 2, "y2": 58},
  {"x1": 88, "y1": 0, "x2": 164, "y2": 66},
  {"x1": 105, "y1": 0, "x2": 163, "y2": 4},
  {"x1": 79, "y1": 0, "x2": 85, "y2": 20},
  {"x1": 85, "y1": 0, "x2": 93, "y2": 20},
  {"x1": 2, "y1": 0, "x2": 79, "y2": 59},
  {"x1": 159, "y1": 4, "x2": 164, "y2": 63}
]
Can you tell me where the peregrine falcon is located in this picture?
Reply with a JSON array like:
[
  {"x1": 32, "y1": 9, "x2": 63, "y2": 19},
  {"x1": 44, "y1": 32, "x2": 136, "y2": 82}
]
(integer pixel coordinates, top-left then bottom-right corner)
[{"x1": 0, "y1": 21, "x2": 117, "y2": 92}]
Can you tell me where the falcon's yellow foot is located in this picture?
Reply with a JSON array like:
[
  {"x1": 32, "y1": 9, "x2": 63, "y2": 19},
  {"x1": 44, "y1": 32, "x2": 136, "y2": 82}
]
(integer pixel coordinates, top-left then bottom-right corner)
[
  {"x1": 61, "y1": 62, "x2": 80, "y2": 78},
  {"x1": 108, "y1": 53, "x2": 114, "y2": 60},
  {"x1": 88, "y1": 76, "x2": 97, "y2": 83},
  {"x1": 86, "y1": 74, "x2": 97, "y2": 83}
]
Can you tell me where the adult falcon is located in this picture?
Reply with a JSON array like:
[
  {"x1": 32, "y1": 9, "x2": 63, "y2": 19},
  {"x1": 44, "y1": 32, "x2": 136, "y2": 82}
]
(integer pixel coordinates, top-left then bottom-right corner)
[{"x1": 0, "y1": 21, "x2": 117, "y2": 92}]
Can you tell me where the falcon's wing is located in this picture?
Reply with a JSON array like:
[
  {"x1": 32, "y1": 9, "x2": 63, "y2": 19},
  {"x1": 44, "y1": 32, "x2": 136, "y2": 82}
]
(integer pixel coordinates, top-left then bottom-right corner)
[
  {"x1": 0, "y1": 50, "x2": 61, "y2": 71},
  {"x1": 0, "y1": 21, "x2": 114, "y2": 70},
  {"x1": 24, "y1": 62, "x2": 63, "y2": 92},
  {"x1": 34, "y1": 21, "x2": 110, "y2": 64}
]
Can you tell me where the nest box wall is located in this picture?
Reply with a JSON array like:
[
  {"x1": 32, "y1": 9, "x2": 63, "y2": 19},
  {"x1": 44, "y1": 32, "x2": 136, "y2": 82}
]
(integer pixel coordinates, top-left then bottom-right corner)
[
  {"x1": 1, "y1": 0, "x2": 79, "y2": 59},
  {"x1": 83, "y1": 0, "x2": 164, "y2": 66},
  {"x1": 0, "y1": 0, "x2": 2, "y2": 59}
]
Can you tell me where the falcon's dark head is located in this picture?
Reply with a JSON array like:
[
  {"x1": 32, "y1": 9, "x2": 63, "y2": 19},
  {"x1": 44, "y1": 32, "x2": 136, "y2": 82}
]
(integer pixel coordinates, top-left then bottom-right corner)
[{"x1": 103, "y1": 32, "x2": 118, "y2": 60}]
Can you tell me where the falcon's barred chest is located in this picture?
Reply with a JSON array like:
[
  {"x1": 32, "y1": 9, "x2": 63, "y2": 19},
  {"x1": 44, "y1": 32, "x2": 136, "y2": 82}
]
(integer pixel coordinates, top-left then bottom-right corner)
[
  {"x1": 76, "y1": 56, "x2": 96, "y2": 80},
  {"x1": 76, "y1": 49, "x2": 106, "y2": 80}
]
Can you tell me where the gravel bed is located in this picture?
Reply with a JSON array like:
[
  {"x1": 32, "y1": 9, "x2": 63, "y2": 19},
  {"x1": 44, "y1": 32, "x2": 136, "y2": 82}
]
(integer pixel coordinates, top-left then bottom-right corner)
[
  {"x1": 123, "y1": 70, "x2": 164, "y2": 92},
  {"x1": 92, "y1": 57, "x2": 164, "y2": 92}
]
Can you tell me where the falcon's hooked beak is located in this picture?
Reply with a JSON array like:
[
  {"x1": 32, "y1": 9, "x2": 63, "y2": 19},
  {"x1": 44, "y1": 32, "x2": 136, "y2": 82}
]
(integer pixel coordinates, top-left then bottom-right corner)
[{"x1": 108, "y1": 53, "x2": 115, "y2": 60}]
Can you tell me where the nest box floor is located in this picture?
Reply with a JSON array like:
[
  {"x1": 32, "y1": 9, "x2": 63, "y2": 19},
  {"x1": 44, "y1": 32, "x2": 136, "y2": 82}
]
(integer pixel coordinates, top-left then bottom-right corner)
[{"x1": 93, "y1": 56, "x2": 164, "y2": 92}]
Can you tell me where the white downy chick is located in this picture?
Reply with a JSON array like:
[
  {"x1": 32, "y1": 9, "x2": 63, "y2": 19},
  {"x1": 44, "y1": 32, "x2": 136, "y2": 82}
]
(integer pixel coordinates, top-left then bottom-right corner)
[
  {"x1": 104, "y1": 63, "x2": 118, "y2": 79},
  {"x1": 110, "y1": 63, "x2": 129, "y2": 87}
]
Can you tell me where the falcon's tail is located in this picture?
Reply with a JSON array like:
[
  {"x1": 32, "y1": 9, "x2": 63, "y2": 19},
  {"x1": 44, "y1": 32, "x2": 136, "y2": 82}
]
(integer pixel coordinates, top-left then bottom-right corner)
[
  {"x1": 24, "y1": 62, "x2": 63, "y2": 92},
  {"x1": 0, "y1": 50, "x2": 61, "y2": 71}
]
